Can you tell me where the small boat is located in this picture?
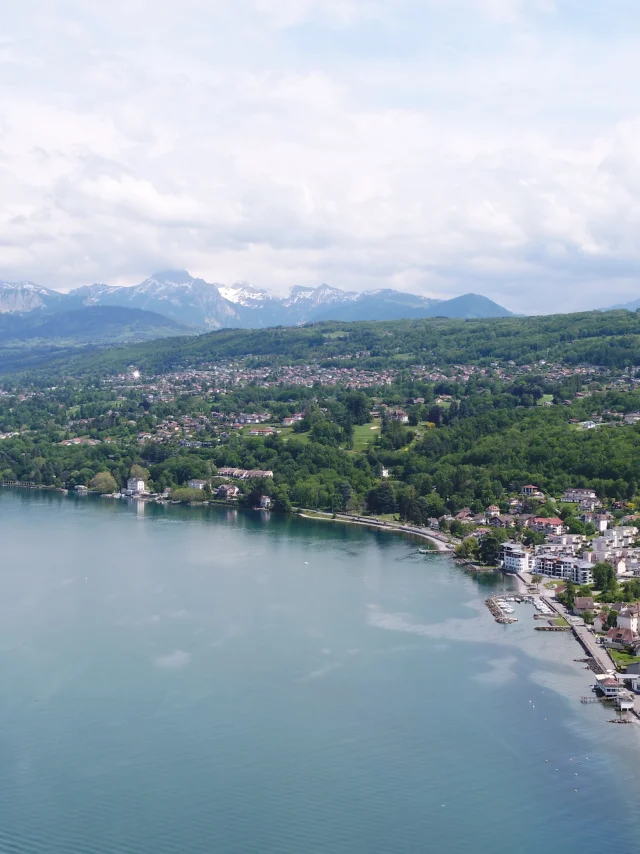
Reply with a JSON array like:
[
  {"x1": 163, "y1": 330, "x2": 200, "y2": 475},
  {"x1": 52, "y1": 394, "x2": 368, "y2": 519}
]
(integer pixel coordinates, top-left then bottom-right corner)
[{"x1": 418, "y1": 547, "x2": 431, "y2": 554}]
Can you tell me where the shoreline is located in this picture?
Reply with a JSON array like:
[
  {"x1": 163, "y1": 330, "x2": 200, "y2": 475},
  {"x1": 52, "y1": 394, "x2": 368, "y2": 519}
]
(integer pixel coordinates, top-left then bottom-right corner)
[{"x1": 296, "y1": 510, "x2": 454, "y2": 553}]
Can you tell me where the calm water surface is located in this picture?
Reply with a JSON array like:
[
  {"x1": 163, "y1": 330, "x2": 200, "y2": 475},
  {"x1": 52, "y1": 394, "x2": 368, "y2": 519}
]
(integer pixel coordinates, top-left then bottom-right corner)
[{"x1": 0, "y1": 490, "x2": 639, "y2": 853}]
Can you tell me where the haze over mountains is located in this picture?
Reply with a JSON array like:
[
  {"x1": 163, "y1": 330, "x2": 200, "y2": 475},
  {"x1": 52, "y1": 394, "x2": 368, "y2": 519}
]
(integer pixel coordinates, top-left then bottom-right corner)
[{"x1": 0, "y1": 270, "x2": 512, "y2": 333}]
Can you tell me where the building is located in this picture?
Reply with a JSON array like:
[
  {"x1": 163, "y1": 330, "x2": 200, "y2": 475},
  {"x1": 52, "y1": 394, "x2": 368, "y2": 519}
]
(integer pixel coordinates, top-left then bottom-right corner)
[
  {"x1": 521, "y1": 484, "x2": 543, "y2": 497},
  {"x1": 188, "y1": 479, "x2": 209, "y2": 490},
  {"x1": 562, "y1": 488, "x2": 598, "y2": 503},
  {"x1": 594, "y1": 674, "x2": 622, "y2": 698},
  {"x1": 617, "y1": 605, "x2": 640, "y2": 634},
  {"x1": 388, "y1": 408, "x2": 409, "y2": 423},
  {"x1": 217, "y1": 467, "x2": 273, "y2": 479},
  {"x1": 258, "y1": 495, "x2": 272, "y2": 509},
  {"x1": 604, "y1": 627, "x2": 640, "y2": 652},
  {"x1": 532, "y1": 517, "x2": 565, "y2": 536},
  {"x1": 486, "y1": 504, "x2": 500, "y2": 518},
  {"x1": 501, "y1": 543, "x2": 532, "y2": 574},
  {"x1": 215, "y1": 484, "x2": 240, "y2": 499},
  {"x1": 533, "y1": 554, "x2": 594, "y2": 585},
  {"x1": 573, "y1": 596, "x2": 595, "y2": 615},
  {"x1": 248, "y1": 427, "x2": 276, "y2": 436},
  {"x1": 127, "y1": 477, "x2": 146, "y2": 495},
  {"x1": 621, "y1": 662, "x2": 640, "y2": 693},
  {"x1": 593, "y1": 611, "x2": 610, "y2": 633}
]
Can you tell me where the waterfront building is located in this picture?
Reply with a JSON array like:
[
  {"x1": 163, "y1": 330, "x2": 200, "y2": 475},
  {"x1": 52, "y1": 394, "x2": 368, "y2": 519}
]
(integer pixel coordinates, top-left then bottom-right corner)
[
  {"x1": 188, "y1": 479, "x2": 209, "y2": 490},
  {"x1": 126, "y1": 477, "x2": 146, "y2": 495},
  {"x1": 501, "y1": 543, "x2": 532, "y2": 574},
  {"x1": 533, "y1": 554, "x2": 594, "y2": 585}
]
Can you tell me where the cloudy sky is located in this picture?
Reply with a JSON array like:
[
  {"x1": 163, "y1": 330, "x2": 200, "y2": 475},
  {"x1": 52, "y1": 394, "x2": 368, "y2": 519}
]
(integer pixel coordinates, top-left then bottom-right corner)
[{"x1": 2, "y1": 1, "x2": 640, "y2": 313}]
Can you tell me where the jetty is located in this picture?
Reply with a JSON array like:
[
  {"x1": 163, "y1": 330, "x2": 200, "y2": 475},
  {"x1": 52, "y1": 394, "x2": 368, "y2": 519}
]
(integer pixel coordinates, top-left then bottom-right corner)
[{"x1": 485, "y1": 597, "x2": 518, "y2": 624}]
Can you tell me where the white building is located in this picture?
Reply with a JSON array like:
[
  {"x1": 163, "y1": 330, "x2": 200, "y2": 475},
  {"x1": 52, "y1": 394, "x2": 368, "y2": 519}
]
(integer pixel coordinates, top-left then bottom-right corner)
[
  {"x1": 533, "y1": 554, "x2": 594, "y2": 585},
  {"x1": 562, "y1": 488, "x2": 598, "y2": 503},
  {"x1": 501, "y1": 543, "x2": 532, "y2": 574},
  {"x1": 187, "y1": 479, "x2": 209, "y2": 490},
  {"x1": 617, "y1": 606, "x2": 640, "y2": 634},
  {"x1": 127, "y1": 477, "x2": 146, "y2": 495}
]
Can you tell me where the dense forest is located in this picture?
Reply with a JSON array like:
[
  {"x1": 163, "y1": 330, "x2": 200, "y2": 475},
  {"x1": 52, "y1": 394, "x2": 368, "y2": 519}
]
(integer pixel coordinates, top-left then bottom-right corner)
[{"x1": 5, "y1": 308, "x2": 640, "y2": 378}]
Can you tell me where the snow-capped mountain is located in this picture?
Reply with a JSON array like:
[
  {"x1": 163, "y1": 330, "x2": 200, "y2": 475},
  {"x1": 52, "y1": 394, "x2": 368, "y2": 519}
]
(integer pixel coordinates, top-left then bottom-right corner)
[
  {"x1": 218, "y1": 282, "x2": 276, "y2": 308},
  {"x1": 0, "y1": 280, "x2": 64, "y2": 313},
  {"x1": 0, "y1": 270, "x2": 513, "y2": 330},
  {"x1": 68, "y1": 270, "x2": 242, "y2": 330}
]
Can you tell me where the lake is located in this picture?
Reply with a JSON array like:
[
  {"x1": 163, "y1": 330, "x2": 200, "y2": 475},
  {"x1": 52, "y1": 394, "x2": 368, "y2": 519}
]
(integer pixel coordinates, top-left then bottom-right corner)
[{"x1": 0, "y1": 490, "x2": 638, "y2": 853}]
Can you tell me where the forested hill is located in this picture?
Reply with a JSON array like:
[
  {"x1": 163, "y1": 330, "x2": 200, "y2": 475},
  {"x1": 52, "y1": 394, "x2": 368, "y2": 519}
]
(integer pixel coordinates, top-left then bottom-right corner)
[{"x1": 5, "y1": 308, "x2": 640, "y2": 377}]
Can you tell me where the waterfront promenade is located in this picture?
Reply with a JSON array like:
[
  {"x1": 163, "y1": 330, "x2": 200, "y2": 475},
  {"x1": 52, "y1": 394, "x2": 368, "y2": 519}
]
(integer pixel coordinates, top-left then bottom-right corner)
[{"x1": 297, "y1": 510, "x2": 453, "y2": 552}]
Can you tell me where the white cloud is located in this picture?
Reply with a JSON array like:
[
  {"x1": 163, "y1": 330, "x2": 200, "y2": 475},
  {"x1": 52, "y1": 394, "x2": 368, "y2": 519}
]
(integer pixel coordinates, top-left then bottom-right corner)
[{"x1": 1, "y1": 1, "x2": 640, "y2": 312}]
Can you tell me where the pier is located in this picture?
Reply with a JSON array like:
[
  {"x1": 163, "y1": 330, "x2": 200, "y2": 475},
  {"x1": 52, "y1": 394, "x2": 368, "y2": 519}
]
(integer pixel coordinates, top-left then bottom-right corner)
[{"x1": 485, "y1": 597, "x2": 518, "y2": 624}]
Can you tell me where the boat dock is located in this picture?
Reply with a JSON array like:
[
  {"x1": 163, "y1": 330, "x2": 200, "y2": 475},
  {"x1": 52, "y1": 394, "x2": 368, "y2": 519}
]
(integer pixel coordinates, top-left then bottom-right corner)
[{"x1": 485, "y1": 596, "x2": 518, "y2": 624}]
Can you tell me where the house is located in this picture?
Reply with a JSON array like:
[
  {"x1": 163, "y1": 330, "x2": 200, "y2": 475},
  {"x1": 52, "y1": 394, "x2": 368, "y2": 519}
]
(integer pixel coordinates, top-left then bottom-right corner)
[
  {"x1": 486, "y1": 504, "x2": 500, "y2": 517},
  {"x1": 455, "y1": 508, "x2": 472, "y2": 521},
  {"x1": 593, "y1": 611, "x2": 610, "y2": 633},
  {"x1": 521, "y1": 484, "x2": 543, "y2": 497},
  {"x1": 187, "y1": 479, "x2": 209, "y2": 490},
  {"x1": 248, "y1": 427, "x2": 275, "y2": 436},
  {"x1": 490, "y1": 515, "x2": 516, "y2": 529},
  {"x1": 604, "y1": 627, "x2": 640, "y2": 651},
  {"x1": 388, "y1": 408, "x2": 409, "y2": 423},
  {"x1": 501, "y1": 543, "x2": 532, "y2": 574},
  {"x1": 594, "y1": 674, "x2": 622, "y2": 698},
  {"x1": 617, "y1": 605, "x2": 640, "y2": 634},
  {"x1": 258, "y1": 495, "x2": 272, "y2": 509},
  {"x1": 127, "y1": 477, "x2": 146, "y2": 495},
  {"x1": 573, "y1": 596, "x2": 595, "y2": 615},
  {"x1": 216, "y1": 484, "x2": 240, "y2": 499}
]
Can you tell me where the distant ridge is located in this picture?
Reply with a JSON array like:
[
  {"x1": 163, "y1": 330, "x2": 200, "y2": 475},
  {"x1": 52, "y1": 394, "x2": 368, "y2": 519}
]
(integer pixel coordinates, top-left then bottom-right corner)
[{"x1": 0, "y1": 272, "x2": 513, "y2": 331}]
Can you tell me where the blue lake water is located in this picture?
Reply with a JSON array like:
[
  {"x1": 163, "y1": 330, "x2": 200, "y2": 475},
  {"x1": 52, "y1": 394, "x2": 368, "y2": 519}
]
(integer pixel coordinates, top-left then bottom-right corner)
[{"x1": 0, "y1": 490, "x2": 639, "y2": 853}]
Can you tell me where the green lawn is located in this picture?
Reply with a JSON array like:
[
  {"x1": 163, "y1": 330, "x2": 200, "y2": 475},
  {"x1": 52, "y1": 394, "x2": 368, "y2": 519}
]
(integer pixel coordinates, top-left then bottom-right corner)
[
  {"x1": 553, "y1": 616, "x2": 569, "y2": 627},
  {"x1": 537, "y1": 394, "x2": 554, "y2": 406},
  {"x1": 352, "y1": 422, "x2": 380, "y2": 452},
  {"x1": 609, "y1": 649, "x2": 640, "y2": 667}
]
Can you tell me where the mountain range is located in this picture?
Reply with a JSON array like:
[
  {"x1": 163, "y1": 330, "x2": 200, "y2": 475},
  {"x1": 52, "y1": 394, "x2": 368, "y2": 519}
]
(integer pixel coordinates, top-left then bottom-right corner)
[{"x1": 0, "y1": 271, "x2": 512, "y2": 333}]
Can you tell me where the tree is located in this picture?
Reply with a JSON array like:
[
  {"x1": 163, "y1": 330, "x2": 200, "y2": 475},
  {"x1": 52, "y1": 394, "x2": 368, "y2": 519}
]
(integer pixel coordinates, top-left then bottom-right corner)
[
  {"x1": 90, "y1": 471, "x2": 118, "y2": 493},
  {"x1": 592, "y1": 561, "x2": 616, "y2": 591},
  {"x1": 563, "y1": 579, "x2": 576, "y2": 610},
  {"x1": 455, "y1": 537, "x2": 479, "y2": 559},
  {"x1": 367, "y1": 482, "x2": 398, "y2": 515},
  {"x1": 130, "y1": 464, "x2": 150, "y2": 481},
  {"x1": 582, "y1": 609, "x2": 594, "y2": 625},
  {"x1": 606, "y1": 610, "x2": 618, "y2": 630},
  {"x1": 522, "y1": 529, "x2": 546, "y2": 547},
  {"x1": 479, "y1": 534, "x2": 503, "y2": 566},
  {"x1": 345, "y1": 392, "x2": 370, "y2": 425}
]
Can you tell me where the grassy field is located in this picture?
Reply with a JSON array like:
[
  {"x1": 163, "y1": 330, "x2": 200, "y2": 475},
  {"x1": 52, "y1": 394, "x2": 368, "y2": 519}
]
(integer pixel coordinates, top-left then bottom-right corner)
[
  {"x1": 609, "y1": 649, "x2": 640, "y2": 667},
  {"x1": 352, "y1": 422, "x2": 380, "y2": 452},
  {"x1": 537, "y1": 394, "x2": 554, "y2": 406}
]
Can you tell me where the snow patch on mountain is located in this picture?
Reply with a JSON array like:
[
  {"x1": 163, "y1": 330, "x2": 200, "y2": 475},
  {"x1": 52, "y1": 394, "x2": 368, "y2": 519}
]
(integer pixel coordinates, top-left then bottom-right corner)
[{"x1": 218, "y1": 282, "x2": 275, "y2": 306}]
